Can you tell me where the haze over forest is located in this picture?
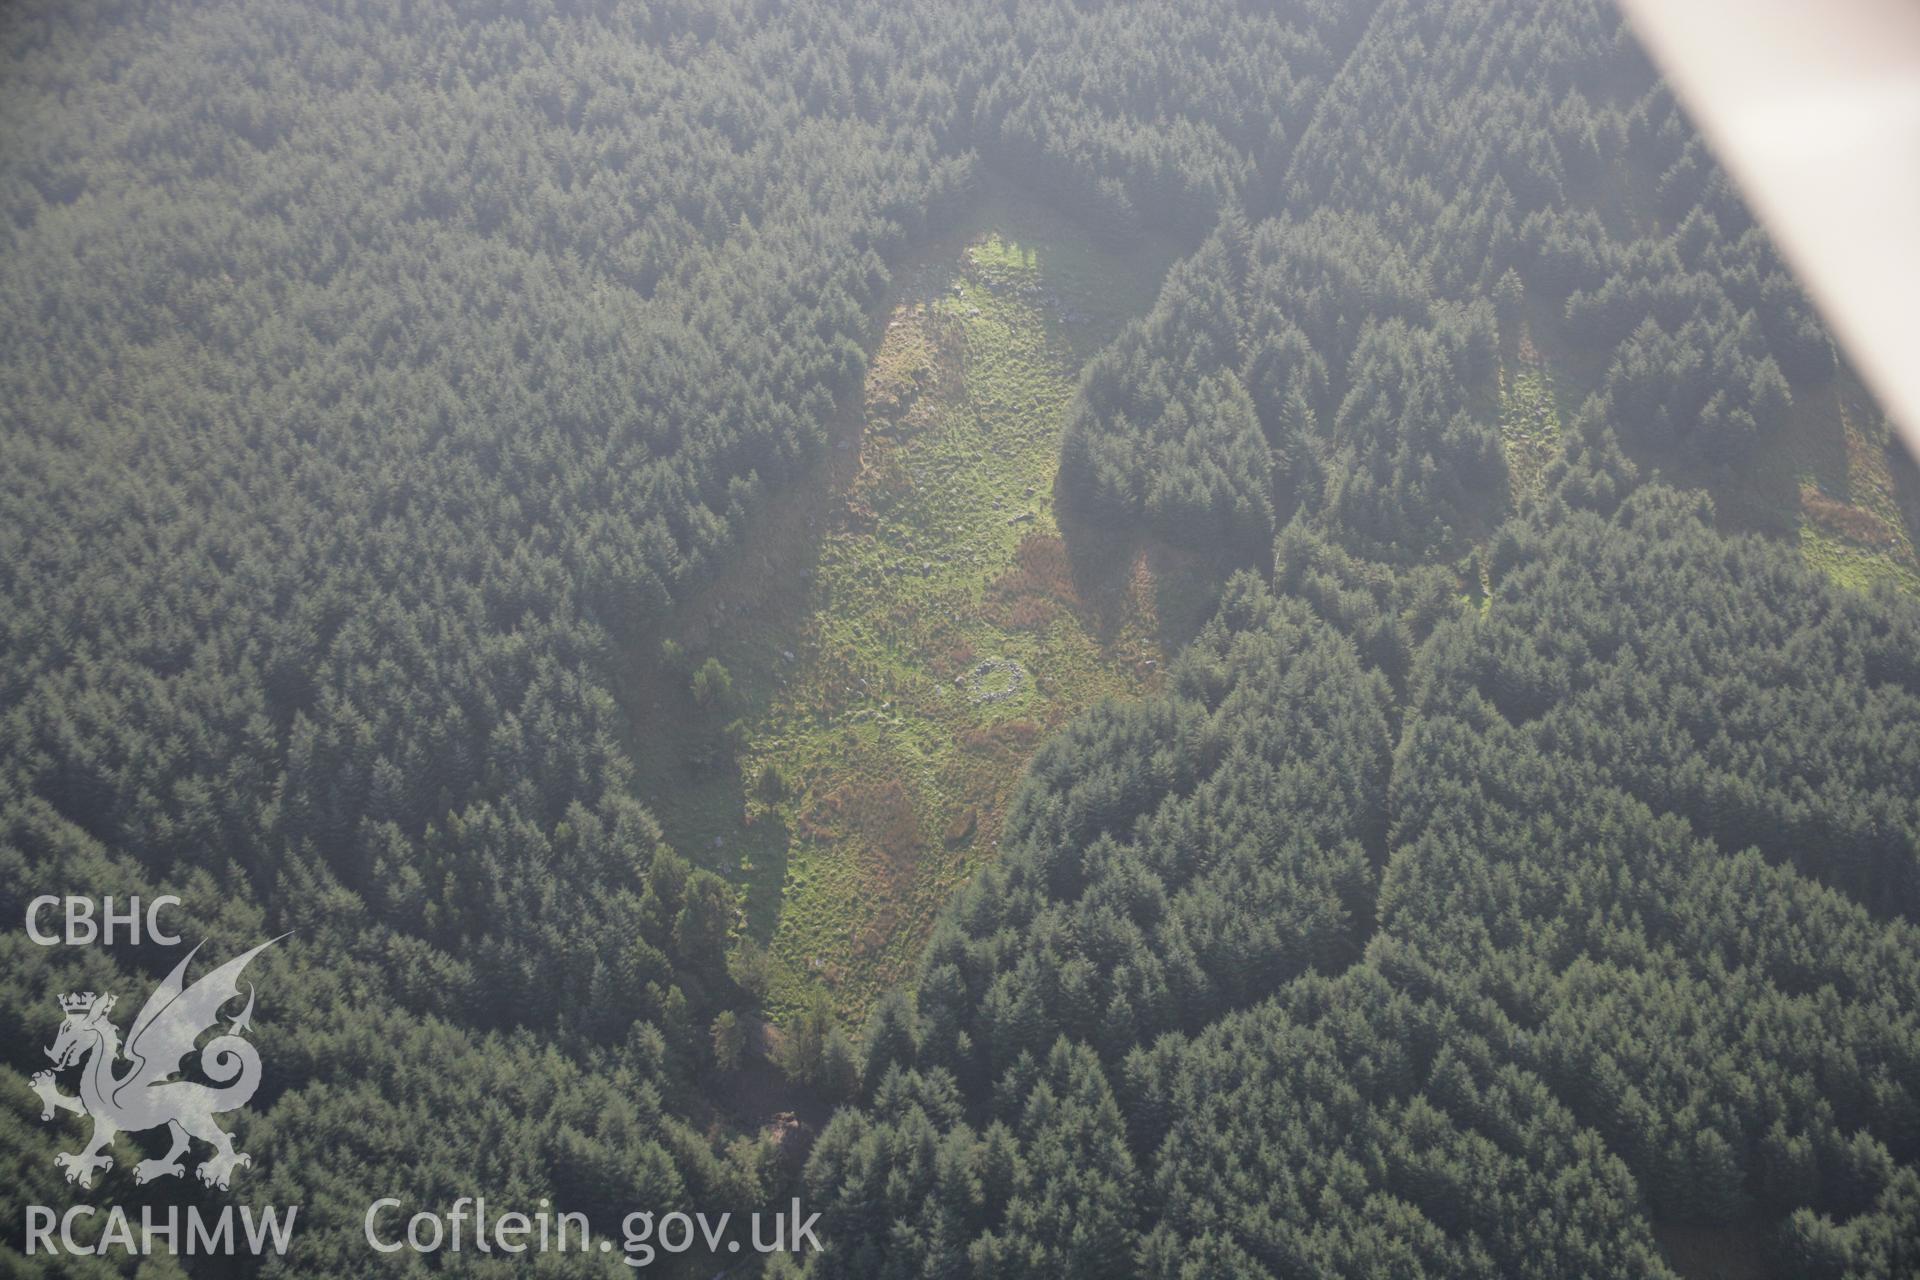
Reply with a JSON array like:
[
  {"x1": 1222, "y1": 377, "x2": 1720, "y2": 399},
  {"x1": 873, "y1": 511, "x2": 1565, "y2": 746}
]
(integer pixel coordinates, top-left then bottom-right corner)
[{"x1": 2, "y1": 0, "x2": 1917, "y2": 1276}]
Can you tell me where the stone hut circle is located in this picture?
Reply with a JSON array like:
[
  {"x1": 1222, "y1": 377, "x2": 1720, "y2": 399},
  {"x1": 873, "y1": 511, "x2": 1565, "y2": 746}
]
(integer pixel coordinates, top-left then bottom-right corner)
[{"x1": 961, "y1": 657, "x2": 1026, "y2": 704}]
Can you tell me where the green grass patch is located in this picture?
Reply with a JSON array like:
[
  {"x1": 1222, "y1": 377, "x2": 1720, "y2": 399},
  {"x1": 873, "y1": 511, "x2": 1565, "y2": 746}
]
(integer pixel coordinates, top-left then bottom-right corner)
[
  {"x1": 1791, "y1": 379, "x2": 1920, "y2": 597},
  {"x1": 1798, "y1": 522, "x2": 1920, "y2": 596},
  {"x1": 1499, "y1": 366, "x2": 1562, "y2": 504}
]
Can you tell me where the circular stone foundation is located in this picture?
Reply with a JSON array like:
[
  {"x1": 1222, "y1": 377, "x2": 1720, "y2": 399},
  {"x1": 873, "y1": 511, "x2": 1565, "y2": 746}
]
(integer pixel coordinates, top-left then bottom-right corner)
[{"x1": 964, "y1": 657, "x2": 1026, "y2": 704}]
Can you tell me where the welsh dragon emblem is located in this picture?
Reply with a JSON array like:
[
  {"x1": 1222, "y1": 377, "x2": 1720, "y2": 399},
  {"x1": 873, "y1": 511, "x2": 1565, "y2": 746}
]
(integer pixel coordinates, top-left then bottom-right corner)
[{"x1": 30, "y1": 937, "x2": 280, "y2": 1190}]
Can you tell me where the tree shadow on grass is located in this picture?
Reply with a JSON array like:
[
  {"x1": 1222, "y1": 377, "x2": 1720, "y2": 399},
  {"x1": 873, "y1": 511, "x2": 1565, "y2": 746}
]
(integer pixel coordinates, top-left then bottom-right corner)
[{"x1": 1056, "y1": 496, "x2": 1231, "y2": 660}]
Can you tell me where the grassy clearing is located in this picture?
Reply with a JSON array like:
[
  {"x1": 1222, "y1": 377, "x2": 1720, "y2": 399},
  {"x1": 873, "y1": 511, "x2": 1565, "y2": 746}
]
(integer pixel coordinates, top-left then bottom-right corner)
[
  {"x1": 622, "y1": 183, "x2": 1178, "y2": 1025},
  {"x1": 1499, "y1": 365, "x2": 1562, "y2": 505},
  {"x1": 1794, "y1": 382, "x2": 1920, "y2": 596}
]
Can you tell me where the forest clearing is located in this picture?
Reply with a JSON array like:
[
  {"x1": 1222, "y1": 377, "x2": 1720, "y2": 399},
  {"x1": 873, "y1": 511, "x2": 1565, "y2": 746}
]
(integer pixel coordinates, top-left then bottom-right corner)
[{"x1": 621, "y1": 183, "x2": 1184, "y2": 1022}]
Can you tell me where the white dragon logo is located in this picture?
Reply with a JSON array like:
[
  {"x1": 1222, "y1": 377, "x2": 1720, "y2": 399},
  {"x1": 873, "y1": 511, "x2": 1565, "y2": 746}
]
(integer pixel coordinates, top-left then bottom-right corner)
[{"x1": 30, "y1": 937, "x2": 280, "y2": 1191}]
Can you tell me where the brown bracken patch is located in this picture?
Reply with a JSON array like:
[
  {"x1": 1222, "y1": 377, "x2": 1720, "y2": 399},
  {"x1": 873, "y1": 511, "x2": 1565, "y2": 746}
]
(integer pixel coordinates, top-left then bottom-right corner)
[
  {"x1": 959, "y1": 718, "x2": 1042, "y2": 759},
  {"x1": 983, "y1": 533, "x2": 1080, "y2": 631},
  {"x1": 799, "y1": 777, "x2": 922, "y2": 883},
  {"x1": 1800, "y1": 481, "x2": 1897, "y2": 547}
]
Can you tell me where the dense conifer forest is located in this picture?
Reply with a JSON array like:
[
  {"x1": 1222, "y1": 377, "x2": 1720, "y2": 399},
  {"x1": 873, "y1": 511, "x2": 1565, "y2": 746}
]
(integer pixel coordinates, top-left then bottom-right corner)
[{"x1": 1, "y1": 0, "x2": 1915, "y2": 1275}]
